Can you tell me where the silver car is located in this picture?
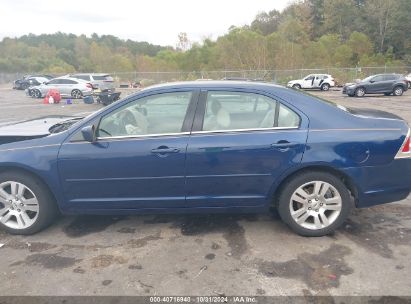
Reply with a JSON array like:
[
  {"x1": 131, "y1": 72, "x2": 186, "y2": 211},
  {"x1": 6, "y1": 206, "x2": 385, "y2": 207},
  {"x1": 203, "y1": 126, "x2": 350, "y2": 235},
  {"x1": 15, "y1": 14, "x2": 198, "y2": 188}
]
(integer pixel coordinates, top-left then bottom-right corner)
[
  {"x1": 70, "y1": 73, "x2": 115, "y2": 91},
  {"x1": 30, "y1": 77, "x2": 93, "y2": 99}
]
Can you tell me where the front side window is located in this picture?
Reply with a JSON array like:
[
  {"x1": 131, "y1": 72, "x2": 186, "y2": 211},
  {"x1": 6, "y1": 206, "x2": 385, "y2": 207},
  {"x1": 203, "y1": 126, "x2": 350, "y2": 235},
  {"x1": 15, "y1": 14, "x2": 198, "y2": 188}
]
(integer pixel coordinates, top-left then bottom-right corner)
[
  {"x1": 98, "y1": 92, "x2": 192, "y2": 138},
  {"x1": 47, "y1": 79, "x2": 59, "y2": 85},
  {"x1": 371, "y1": 75, "x2": 384, "y2": 82},
  {"x1": 202, "y1": 91, "x2": 300, "y2": 131}
]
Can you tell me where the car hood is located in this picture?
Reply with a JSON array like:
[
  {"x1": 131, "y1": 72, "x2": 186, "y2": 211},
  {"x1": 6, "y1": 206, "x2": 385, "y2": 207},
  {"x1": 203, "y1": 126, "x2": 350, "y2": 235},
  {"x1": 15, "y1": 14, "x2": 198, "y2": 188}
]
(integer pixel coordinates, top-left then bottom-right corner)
[
  {"x1": 349, "y1": 108, "x2": 404, "y2": 121},
  {"x1": 0, "y1": 116, "x2": 82, "y2": 137}
]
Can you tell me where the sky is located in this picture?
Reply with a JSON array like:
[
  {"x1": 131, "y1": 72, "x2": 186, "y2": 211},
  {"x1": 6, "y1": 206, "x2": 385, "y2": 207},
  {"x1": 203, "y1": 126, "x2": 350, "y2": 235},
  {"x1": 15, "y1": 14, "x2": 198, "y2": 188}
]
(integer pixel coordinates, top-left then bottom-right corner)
[{"x1": 0, "y1": 0, "x2": 291, "y2": 46}]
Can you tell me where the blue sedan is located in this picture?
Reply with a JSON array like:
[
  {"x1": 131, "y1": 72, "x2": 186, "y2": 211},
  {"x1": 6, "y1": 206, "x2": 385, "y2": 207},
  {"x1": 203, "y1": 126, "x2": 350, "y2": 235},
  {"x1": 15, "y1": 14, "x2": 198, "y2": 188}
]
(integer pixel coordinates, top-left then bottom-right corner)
[{"x1": 0, "y1": 81, "x2": 410, "y2": 236}]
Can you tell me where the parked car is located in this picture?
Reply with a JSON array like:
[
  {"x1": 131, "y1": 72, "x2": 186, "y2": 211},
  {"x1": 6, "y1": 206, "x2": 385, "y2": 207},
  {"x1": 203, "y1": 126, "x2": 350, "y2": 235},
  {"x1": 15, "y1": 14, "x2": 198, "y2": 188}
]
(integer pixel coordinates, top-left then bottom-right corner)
[
  {"x1": 287, "y1": 74, "x2": 335, "y2": 91},
  {"x1": 405, "y1": 73, "x2": 411, "y2": 88},
  {"x1": 30, "y1": 77, "x2": 93, "y2": 99},
  {"x1": 13, "y1": 75, "x2": 53, "y2": 90},
  {"x1": 0, "y1": 81, "x2": 410, "y2": 236},
  {"x1": 69, "y1": 73, "x2": 115, "y2": 91},
  {"x1": 342, "y1": 74, "x2": 408, "y2": 97}
]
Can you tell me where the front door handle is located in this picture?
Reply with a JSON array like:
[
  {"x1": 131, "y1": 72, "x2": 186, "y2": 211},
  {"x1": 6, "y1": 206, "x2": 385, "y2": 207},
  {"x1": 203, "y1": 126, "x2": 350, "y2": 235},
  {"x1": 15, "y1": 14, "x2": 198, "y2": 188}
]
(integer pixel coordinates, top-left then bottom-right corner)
[
  {"x1": 271, "y1": 141, "x2": 298, "y2": 152},
  {"x1": 151, "y1": 146, "x2": 180, "y2": 155}
]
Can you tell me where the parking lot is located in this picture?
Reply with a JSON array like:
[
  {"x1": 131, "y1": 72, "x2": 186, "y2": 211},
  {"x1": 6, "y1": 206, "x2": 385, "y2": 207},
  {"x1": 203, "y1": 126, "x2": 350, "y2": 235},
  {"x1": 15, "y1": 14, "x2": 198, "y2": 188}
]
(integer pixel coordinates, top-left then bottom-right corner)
[{"x1": 0, "y1": 85, "x2": 411, "y2": 297}]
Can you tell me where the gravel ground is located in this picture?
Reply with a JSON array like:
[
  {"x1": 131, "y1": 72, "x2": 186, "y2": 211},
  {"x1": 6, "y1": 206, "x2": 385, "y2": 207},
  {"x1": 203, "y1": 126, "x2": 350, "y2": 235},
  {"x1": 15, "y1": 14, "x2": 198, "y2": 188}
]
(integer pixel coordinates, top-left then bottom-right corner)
[{"x1": 0, "y1": 85, "x2": 410, "y2": 298}]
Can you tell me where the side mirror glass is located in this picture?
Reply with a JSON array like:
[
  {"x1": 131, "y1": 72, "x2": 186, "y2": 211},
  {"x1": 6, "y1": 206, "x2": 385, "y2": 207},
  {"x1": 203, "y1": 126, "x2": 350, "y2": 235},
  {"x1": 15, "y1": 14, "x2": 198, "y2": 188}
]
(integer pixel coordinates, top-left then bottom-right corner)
[
  {"x1": 81, "y1": 125, "x2": 96, "y2": 143},
  {"x1": 369, "y1": 80, "x2": 375, "y2": 83}
]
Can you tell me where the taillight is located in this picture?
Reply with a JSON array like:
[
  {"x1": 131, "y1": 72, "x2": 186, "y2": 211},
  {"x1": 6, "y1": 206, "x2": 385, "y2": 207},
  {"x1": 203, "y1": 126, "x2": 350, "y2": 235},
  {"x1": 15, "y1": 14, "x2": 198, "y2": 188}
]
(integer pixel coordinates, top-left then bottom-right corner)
[
  {"x1": 395, "y1": 129, "x2": 411, "y2": 159},
  {"x1": 86, "y1": 83, "x2": 93, "y2": 89}
]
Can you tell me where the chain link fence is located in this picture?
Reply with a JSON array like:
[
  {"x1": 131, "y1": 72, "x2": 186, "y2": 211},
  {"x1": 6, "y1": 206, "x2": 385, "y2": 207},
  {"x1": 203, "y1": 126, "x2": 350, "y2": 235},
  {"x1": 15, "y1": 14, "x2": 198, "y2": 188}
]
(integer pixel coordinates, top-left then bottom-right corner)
[
  {"x1": 111, "y1": 66, "x2": 411, "y2": 87},
  {"x1": 1, "y1": 66, "x2": 410, "y2": 86}
]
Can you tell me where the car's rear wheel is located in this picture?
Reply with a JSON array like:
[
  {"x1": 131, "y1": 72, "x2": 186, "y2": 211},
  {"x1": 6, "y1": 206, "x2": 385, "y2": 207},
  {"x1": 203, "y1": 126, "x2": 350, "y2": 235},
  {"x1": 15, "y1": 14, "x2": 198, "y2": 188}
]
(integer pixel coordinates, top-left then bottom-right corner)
[
  {"x1": 292, "y1": 84, "x2": 301, "y2": 90},
  {"x1": 393, "y1": 86, "x2": 404, "y2": 96},
  {"x1": 71, "y1": 89, "x2": 83, "y2": 99},
  {"x1": 0, "y1": 171, "x2": 58, "y2": 235},
  {"x1": 355, "y1": 87, "x2": 365, "y2": 97},
  {"x1": 321, "y1": 83, "x2": 330, "y2": 91},
  {"x1": 277, "y1": 171, "x2": 353, "y2": 237}
]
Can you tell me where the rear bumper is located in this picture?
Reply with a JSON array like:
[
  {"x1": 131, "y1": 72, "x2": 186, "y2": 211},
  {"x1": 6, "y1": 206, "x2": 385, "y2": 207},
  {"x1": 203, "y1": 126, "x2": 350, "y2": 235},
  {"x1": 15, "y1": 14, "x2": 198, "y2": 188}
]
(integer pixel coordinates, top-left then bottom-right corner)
[{"x1": 341, "y1": 159, "x2": 411, "y2": 208}]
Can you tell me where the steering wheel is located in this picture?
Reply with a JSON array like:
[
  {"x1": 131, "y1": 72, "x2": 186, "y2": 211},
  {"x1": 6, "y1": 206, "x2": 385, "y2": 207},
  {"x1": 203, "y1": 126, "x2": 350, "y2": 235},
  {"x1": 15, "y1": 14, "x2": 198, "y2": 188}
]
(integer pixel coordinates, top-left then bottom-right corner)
[{"x1": 118, "y1": 110, "x2": 138, "y2": 135}]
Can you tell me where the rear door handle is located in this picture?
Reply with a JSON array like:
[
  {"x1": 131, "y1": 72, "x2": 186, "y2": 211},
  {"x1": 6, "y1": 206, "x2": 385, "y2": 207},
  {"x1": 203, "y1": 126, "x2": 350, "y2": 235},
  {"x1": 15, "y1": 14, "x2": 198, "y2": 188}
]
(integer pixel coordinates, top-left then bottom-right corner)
[{"x1": 151, "y1": 146, "x2": 180, "y2": 154}]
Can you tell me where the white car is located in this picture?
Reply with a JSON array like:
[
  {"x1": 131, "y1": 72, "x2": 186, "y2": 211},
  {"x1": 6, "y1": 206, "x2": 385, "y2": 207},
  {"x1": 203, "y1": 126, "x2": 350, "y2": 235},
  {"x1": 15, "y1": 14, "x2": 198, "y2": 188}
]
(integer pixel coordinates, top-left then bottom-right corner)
[
  {"x1": 30, "y1": 77, "x2": 93, "y2": 99},
  {"x1": 405, "y1": 73, "x2": 411, "y2": 88},
  {"x1": 287, "y1": 74, "x2": 335, "y2": 91}
]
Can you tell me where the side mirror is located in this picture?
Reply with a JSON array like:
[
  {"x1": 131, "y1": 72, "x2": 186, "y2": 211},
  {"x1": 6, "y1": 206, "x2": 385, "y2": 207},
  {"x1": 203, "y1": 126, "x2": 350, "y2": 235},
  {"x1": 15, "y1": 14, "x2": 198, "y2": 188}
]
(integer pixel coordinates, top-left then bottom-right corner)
[
  {"x1": 369, "y1": 80, "x2": 375, "y2": 83},
  {"x1": 81, "y1": 125, "x2": 96, "y2": 143}
]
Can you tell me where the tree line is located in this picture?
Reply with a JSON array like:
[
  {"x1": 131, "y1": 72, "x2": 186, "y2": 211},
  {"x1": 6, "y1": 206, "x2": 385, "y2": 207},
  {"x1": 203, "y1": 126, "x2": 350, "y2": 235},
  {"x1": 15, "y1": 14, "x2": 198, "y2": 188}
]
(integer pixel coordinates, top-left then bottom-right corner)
[{"x1": 0, "y1": 0, "x2": 410, "y2": 74}]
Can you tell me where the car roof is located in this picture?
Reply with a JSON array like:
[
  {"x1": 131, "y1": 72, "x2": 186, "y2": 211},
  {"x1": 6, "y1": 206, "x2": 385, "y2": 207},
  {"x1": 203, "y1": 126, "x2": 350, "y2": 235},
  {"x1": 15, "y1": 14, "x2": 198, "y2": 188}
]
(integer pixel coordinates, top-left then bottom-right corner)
[
  {"x1": 143, "y1": 80, "x2": 282, "y2": 91},
  {"x1": 53, "y1": 76, "x2": 88, "y2": 82},
  {"x1": 71, "y1": 73, "x2": 110, "y2": 76}
]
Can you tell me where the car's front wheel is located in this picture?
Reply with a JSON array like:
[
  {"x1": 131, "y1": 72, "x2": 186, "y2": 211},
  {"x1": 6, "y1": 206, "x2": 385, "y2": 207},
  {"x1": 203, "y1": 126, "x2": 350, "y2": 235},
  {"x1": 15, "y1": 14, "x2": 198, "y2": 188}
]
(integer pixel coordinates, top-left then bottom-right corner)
[
  {"x1": 277, "y1": 171, "x2": 353, "y2": 237},
  {"x1": 355, "y1": 87, "x2": 366, "y2": 97},
  {"x1": 393, "y1": 86, "x2": 404, "y2": 96},
  {"x1": 292, "y1": 84, "x2": 301, "y2": 90},
  {"x1": 0, "y1": 171, "x2": 58, "y2": 235},
  {"x1": 34, "y1": 89, "x2": 42, "y2": 98}
]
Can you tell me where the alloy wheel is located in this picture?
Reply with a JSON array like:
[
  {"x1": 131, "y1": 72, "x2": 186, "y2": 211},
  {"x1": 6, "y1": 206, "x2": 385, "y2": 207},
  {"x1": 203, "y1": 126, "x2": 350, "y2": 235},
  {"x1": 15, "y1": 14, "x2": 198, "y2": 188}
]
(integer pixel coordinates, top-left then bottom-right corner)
[
  {"x1": 72, "y1": 90, "x2": 82, "y2": 99},
  {"x1": 289, "y1": 181, "x2": 342, "y2": 230},
  {"x1": 394, "y1": 87, "x2": 403, "y2": 96},
  {"x1": 0, "y1": 181, "x2": 39, "y2": 230},
  {"x1": 356, "y1": 88, "x2": 365, "y2": 97}
]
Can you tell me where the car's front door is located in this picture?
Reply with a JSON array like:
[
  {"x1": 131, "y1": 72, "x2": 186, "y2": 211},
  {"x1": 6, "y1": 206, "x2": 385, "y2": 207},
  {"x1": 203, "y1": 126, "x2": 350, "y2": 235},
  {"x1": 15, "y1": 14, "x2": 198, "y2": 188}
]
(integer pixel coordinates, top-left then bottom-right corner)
[
  {"x1": 58, "y1": 90, "x2": 198, "y2": 211},
  {"x1": 302, "y1": 75, "x2": 315, "y2": 88},
  {"x1": 184, "y1": 90, "x2": 308, "y2": 208},
  {"x1": 367, "y1": 75, "x2": 384, "y2": 93}
]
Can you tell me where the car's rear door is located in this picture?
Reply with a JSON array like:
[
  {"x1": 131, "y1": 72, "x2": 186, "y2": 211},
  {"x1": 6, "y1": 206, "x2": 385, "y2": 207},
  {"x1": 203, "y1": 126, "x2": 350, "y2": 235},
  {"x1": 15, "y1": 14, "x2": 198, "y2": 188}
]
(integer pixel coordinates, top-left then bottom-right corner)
[
  {"x1": 58, "y1": 90, "x2": 199, "y2": 211},
  {"x1": 55, "y1": 78, "x2": 73, "y2": 96},
  {"x1": 184, "y1": 89, "x2": 308, "y2": 208}
]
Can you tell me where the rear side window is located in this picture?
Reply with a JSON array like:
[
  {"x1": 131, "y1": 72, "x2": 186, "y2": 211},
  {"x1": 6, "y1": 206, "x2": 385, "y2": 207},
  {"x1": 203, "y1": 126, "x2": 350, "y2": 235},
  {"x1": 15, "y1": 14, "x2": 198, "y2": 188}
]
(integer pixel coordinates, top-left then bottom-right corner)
[
  {"x1": 383, "y1": 75, "x2": 398, "y2": 81},
  {"x1": 202, "y1": 91, "x2": 300, "y2": 131},
  {"x1": 59, "y1": 79, "x2": 77, "y2": 84}
]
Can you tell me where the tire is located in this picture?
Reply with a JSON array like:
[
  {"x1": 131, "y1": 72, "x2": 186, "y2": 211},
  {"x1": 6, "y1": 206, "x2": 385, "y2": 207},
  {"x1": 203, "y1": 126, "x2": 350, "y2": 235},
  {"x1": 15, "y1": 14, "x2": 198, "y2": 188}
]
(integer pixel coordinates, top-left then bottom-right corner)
[
  {"x1": 0, "y1": 171, "x2": 59, "y2": 235},
  {"x1": 347, "y1": 93, "x2": 354, "y2": 97},
  {"x1": 71, "y1": 89, "x2": 83, "y2": 99},
  {"x1": 292, "y1": 84, "x2": 301, "y2": 90},
  {"x1": 34, "y1": 89, "x2": 42, "y2": 99},
  {"x1": 277, "y1": 171, "x2": 353, "y2": 237},
  {"x1": 355, "y1": 87, "x2": 366, "y2": 97},
  {"x1": 393, "y1": 86, "x2": 404, "y2": 96},
  {"x1": 321, "y1": 83, "x2": 330, "y2": 91}
]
